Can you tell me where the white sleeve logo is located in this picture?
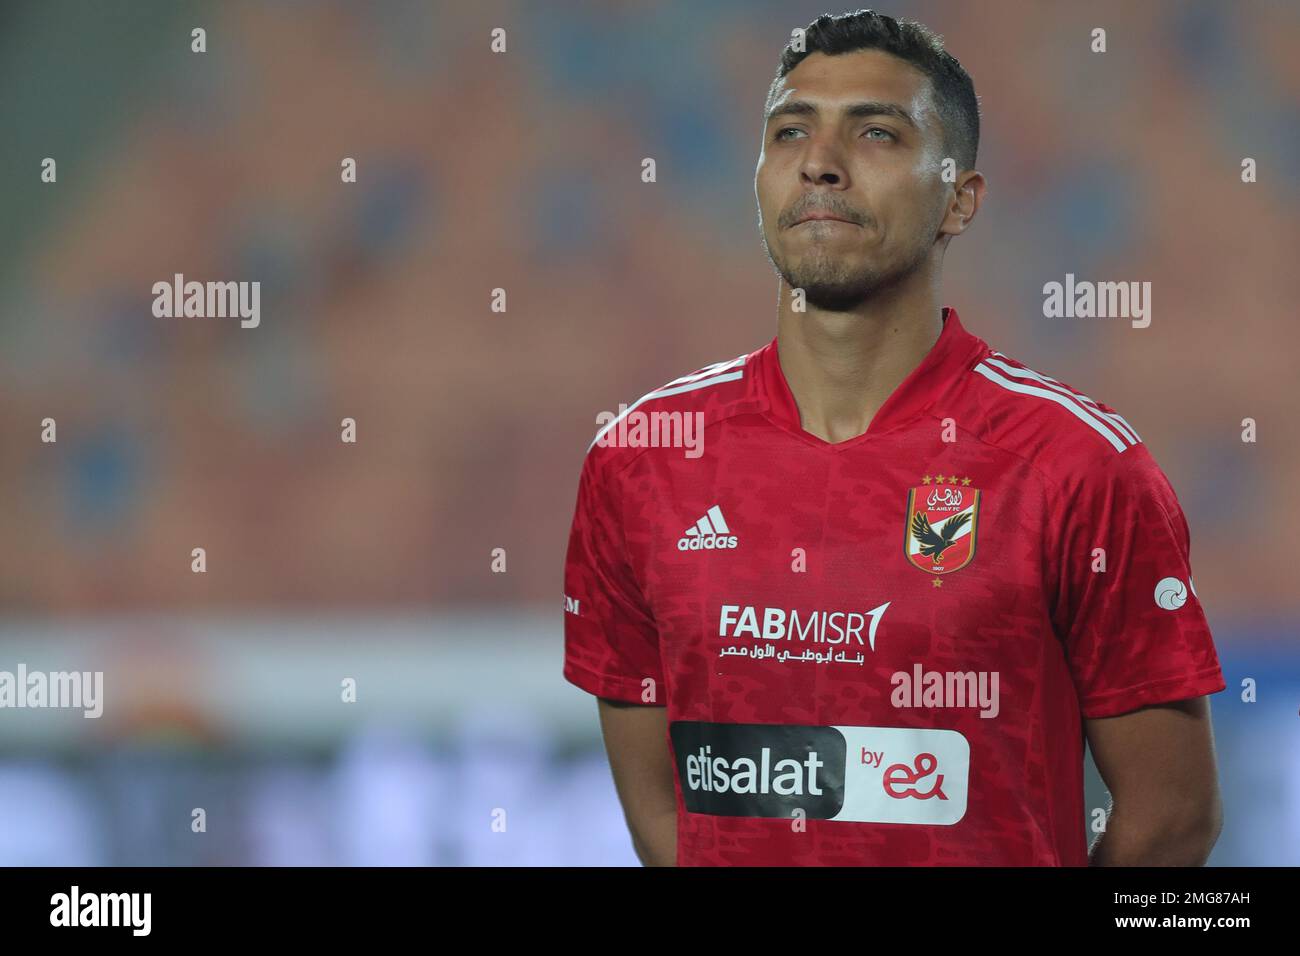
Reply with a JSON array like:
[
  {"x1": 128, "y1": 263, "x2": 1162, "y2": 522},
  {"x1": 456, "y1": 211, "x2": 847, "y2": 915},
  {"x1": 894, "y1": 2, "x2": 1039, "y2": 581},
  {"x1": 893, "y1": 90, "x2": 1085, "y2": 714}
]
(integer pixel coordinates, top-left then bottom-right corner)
[{"x1": 1154, "y1": 577, "x2": 1188, "y2": 610}]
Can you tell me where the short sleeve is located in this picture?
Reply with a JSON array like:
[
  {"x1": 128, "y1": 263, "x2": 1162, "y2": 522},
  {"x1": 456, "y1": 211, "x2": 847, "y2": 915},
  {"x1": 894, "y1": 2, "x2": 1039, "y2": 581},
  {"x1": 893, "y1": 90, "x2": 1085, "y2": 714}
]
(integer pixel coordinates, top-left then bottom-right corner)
[
  {"x1": 562, "y1": 456, "x2": 665, "y2": 705},
  {"x1": 1051, "y1": 445, "x2": 1226, "y2": 719}
]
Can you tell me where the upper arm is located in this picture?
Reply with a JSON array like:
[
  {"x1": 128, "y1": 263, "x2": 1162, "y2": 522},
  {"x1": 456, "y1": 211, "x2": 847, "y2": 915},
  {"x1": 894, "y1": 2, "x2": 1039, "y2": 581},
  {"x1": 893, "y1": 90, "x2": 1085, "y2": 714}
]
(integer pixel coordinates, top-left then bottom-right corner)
[
  {"x1": 1085, "y1": 695, "x2": 1222, "y2": 835},
  {"x1": 1051, "y1": 445, "x2": 1226, "y2": 719},
  {"x1": 596, "y1": 697, "x2": 677, "y2": 821},
  {"x1": 562, "y1": 458, "x2": 666, "y2": 703},
  {"x1": 563, "y1": 452, "x2": 676, "y2": 859},
  {"x1": 1052, "y1": 442, "x2": 1227, "y2": 862}
]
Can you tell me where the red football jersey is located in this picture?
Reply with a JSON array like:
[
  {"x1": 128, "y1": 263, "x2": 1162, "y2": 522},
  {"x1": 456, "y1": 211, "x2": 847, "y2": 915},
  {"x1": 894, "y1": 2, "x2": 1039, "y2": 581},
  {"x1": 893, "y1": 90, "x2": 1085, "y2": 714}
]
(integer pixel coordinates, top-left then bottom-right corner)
[{"x1": 562, "y1": 307, "x2": 1226, "y2": 866}]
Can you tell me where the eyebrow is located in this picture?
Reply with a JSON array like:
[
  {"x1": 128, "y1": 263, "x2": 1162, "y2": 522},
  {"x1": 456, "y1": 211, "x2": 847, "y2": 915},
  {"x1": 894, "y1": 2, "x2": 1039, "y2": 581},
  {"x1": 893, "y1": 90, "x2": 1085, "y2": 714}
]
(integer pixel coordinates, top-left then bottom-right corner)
[{"x1": 764, "y1": 99, "x2": 918, "y2": 129}]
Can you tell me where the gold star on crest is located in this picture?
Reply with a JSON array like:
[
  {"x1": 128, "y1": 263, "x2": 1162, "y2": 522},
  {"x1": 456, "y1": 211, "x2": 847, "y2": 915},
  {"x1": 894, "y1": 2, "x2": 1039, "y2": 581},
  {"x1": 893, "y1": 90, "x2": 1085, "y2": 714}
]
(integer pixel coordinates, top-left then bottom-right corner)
[
  {"x1": 948, "y1": 475, "x2": 958, "y2": 484},
  {"x1": 961, "y1": 476, "x2": 972, "y2": 486},
  {"x1": 931, "y1": 577, "x2": 944, "y2": 588},
  {"x1": 921, "y1": 475, "x2": 932, "y2": 484}
]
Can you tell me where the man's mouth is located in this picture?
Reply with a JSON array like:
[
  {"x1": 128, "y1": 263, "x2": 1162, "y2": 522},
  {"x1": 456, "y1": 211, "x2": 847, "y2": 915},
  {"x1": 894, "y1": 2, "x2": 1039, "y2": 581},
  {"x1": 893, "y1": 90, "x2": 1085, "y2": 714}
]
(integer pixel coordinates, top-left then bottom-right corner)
[{"x1": 792, "y1": 211, "x2": 859, "y2": 227}]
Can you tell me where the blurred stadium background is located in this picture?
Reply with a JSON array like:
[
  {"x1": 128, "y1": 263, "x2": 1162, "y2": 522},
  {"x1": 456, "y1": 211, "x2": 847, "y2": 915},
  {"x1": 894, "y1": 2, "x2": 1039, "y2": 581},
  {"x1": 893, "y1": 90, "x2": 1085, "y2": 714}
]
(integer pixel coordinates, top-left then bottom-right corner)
[{"x1": 0, "y1": 0, "x2": 1297, "y2": 865}]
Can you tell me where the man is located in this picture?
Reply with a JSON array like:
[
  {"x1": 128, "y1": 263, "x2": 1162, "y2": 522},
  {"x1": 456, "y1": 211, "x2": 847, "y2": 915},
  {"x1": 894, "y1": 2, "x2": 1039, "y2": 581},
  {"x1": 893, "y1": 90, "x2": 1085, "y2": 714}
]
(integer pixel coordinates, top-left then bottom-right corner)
[{"x1": 562, "y1": 9, "x2": 1225, "y2": 866}]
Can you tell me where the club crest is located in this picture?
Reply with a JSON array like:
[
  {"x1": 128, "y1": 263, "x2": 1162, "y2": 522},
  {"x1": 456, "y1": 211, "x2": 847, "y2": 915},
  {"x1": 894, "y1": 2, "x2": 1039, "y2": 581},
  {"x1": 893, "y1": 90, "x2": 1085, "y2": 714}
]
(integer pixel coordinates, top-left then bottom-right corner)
[{"x1": 905, "y1": 476, "x2": 979, "y2": 574}]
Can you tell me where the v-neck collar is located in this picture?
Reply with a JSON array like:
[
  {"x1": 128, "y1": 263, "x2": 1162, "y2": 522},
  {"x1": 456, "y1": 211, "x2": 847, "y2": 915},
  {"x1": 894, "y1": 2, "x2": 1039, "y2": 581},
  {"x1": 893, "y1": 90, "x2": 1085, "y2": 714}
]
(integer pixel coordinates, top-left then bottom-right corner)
[{"x1": 751, "y1": 307, "x2": 990, "y2": 451}]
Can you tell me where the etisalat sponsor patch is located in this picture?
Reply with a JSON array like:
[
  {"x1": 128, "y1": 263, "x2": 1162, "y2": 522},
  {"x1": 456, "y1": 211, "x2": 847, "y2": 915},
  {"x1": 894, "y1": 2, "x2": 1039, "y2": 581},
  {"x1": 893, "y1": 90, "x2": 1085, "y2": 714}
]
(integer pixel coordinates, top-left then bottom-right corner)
[
  {"x1": 0, "y1": 664, "x2": 103, "y2": 718},
  {"x1": 669, "y1": 721, "x2": 969, "y2": 825}
]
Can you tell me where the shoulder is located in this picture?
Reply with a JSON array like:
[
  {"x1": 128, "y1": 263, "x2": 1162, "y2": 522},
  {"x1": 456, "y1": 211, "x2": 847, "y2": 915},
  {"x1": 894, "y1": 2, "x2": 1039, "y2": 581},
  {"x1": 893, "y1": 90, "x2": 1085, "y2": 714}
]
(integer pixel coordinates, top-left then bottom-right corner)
[
  {"x1": 580, "y1": 345, "x2": 762, "y2": 482},
  {"x1": 957, "y1": 349, "x2": 1188, "y2": 528},
  {"x1": 957, "y1": 347, "x2": 1147, "y2": 476}
]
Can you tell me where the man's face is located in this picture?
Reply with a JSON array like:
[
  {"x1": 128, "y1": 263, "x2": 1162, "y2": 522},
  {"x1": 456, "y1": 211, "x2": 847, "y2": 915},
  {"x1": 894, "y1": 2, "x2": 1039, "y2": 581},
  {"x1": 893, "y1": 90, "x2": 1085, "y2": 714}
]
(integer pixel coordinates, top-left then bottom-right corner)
[{"x1": 755, "y1": 49, "x2": 951, "y2": 311}]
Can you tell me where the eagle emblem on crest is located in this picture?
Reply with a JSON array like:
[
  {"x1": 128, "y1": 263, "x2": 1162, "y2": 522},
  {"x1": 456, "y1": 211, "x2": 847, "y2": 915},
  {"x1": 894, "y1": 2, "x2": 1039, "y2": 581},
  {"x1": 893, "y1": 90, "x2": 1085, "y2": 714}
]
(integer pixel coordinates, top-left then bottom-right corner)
[{"x1": 904, "y1": 476, "x2": 980, "y2": 574}]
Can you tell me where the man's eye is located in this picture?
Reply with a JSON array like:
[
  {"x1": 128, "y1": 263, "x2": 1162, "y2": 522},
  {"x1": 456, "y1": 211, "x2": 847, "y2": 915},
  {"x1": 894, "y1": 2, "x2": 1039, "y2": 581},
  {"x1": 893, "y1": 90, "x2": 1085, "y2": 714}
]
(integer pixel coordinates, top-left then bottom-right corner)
[
  {"x1": 775, "y1": 127, "x2": 804, "y2": 141},
  {"x1": 864, "y1": 127, "x2": 896, "y2": 141}
]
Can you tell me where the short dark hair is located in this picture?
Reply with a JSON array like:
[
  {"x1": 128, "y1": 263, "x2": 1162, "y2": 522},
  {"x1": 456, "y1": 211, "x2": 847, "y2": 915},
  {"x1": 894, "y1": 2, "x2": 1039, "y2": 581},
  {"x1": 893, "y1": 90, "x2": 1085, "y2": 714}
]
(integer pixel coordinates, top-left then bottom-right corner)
[{"x1": 768, "y1": 9, "x2": 980, "y2": 171}]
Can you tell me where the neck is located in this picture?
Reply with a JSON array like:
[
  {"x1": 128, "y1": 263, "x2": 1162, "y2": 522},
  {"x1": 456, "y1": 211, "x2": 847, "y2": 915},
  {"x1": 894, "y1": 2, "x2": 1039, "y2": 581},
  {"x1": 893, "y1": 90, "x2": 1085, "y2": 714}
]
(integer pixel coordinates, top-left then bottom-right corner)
[{"x1": 774, "y1": 279, "x2": 944, "y2": 444}]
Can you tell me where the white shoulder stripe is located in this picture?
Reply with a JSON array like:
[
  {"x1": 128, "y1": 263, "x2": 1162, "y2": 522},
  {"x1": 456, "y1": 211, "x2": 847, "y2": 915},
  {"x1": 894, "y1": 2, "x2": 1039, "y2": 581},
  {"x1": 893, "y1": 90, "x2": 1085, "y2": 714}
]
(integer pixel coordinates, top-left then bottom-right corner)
[
  {"x1": 587, "y1": 359, "x2": 748, "y2": 452},
  {"x1": 987, "y1": 353, "x2": 1141, "y2": 443},
  {"x1": 664, "y1": 354, "x2": 747, "y2": 388},
  {"x1": 981, "y1": 357, "x2": 1138, "y2": 445},
  {"x1": 972, "y1": 362, "x2": 1131, "y2": 453}
]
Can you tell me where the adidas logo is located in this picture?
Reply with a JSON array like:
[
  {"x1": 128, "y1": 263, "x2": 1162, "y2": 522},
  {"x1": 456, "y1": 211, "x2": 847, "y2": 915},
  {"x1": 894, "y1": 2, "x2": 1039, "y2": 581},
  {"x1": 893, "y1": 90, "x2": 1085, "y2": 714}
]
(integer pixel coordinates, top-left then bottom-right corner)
[{"x1": 677, "y1": 505, "x2": 739, "y2": 551}]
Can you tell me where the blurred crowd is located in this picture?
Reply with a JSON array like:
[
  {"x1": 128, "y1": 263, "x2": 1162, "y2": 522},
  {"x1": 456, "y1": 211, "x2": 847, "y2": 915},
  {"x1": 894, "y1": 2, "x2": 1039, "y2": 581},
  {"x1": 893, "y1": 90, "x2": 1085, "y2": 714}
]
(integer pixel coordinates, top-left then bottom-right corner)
[{"x1": 2, "y1": 1, "x2": 1296, "y2": 622}]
